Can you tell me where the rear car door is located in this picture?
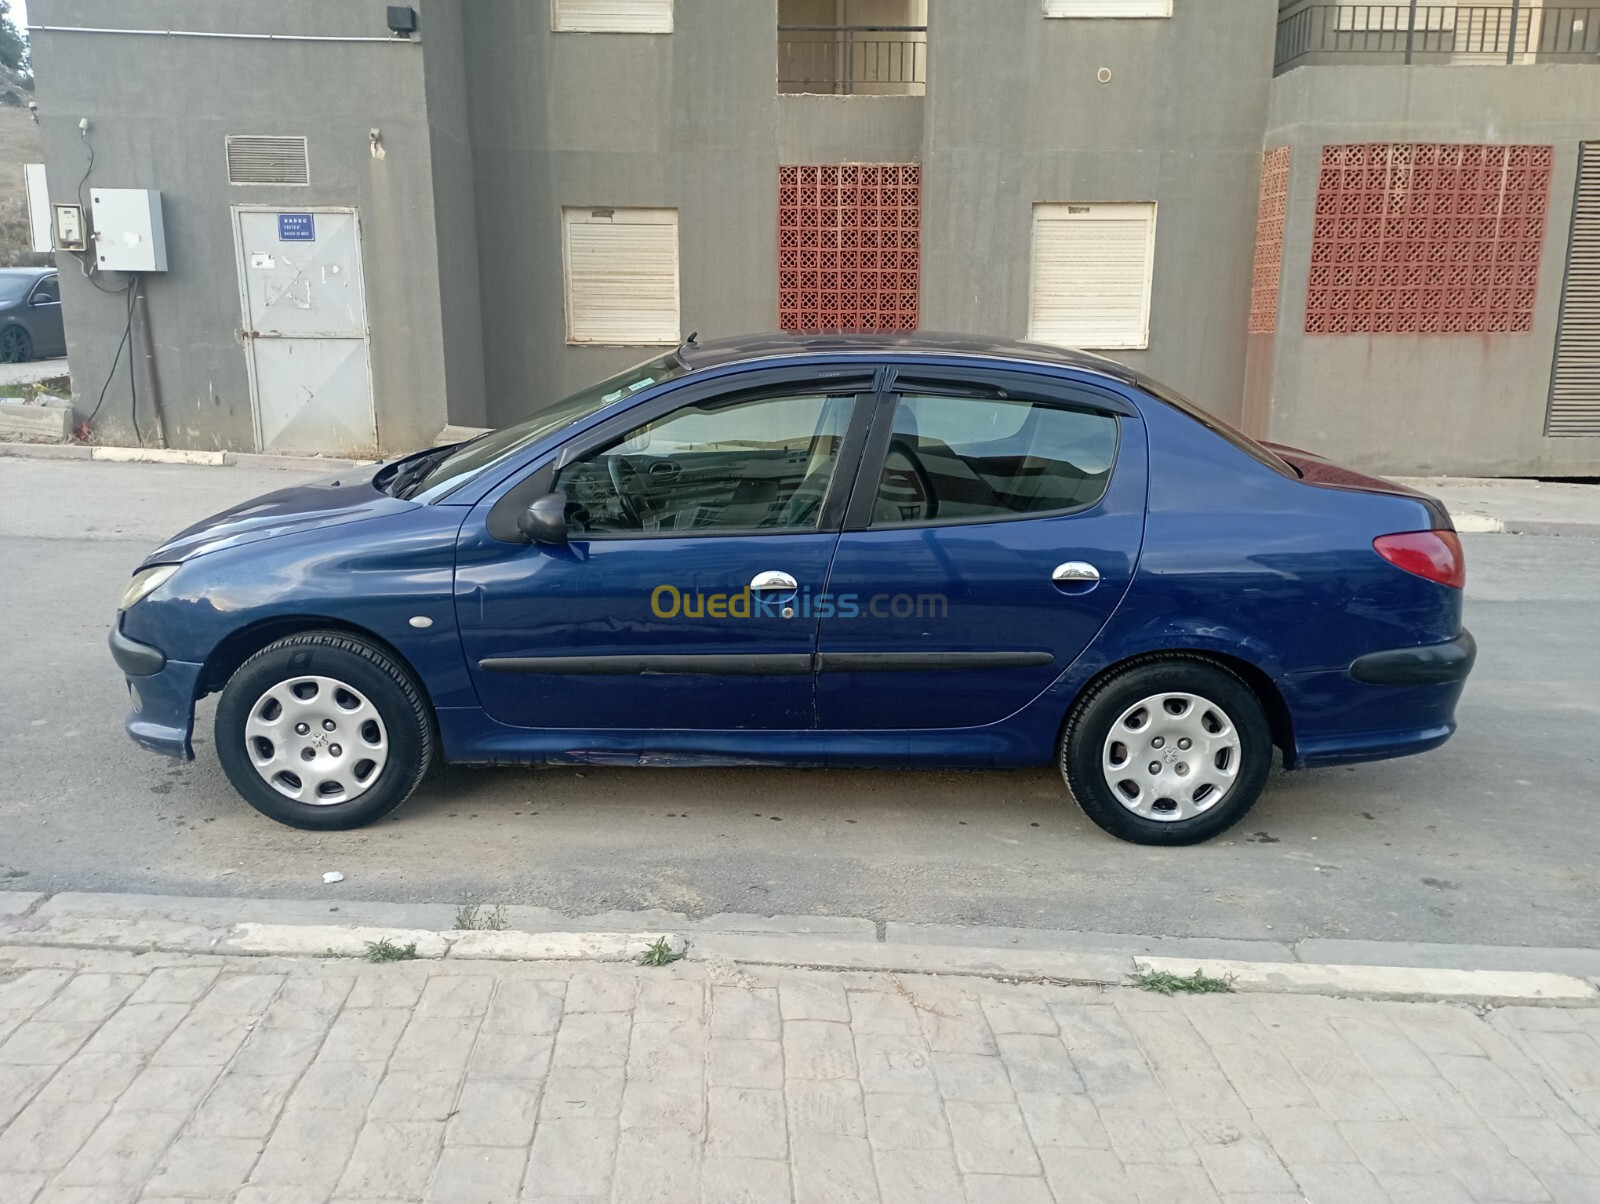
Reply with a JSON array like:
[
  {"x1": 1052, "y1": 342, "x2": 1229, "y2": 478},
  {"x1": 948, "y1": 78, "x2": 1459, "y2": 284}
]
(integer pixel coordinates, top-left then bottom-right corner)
[
  {"x1": 454, "y1": 374, "x2": 875, "y2": 731},
  {"x1": 815, "y1": 370, "x2": 1147, "y2": 730}
]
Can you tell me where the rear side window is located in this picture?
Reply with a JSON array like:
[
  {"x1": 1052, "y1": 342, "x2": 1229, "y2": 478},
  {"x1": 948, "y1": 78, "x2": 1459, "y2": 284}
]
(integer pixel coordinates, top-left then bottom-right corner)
[
  {"x1": 871, "y1": 394, "x2": 1118, "y2": 527},
  {"x1": 1136, "y1": 376, "x2": 1296, "y2": 478}
]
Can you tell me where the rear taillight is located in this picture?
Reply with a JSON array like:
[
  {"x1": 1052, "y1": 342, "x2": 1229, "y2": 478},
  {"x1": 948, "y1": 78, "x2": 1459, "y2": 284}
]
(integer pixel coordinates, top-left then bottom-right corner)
[{"x1": 1373, "y1": 530, "x2": 1465, "y2": 589}]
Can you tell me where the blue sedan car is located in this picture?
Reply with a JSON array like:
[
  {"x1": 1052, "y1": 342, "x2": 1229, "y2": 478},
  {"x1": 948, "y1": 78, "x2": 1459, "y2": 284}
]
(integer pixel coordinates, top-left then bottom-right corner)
[{"x1": 110, "y1": 334, "x2": 1473, "y2": 845}]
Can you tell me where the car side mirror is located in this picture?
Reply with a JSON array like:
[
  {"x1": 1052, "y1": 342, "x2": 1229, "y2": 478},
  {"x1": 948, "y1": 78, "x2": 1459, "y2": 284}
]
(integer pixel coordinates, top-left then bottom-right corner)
[
  {"x1": 517, "y1": 491, "x2": 569, "y2": 546},
  {"x1": 29, "y1": 295, "x2": 52, "y2": 307}
]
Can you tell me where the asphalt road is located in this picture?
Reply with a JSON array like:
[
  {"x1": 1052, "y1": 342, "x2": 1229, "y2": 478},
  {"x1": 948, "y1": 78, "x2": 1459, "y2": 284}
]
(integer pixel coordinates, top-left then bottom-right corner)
[{"x1": 2, "y1": 456, "x2": 1596, "y2": 948}]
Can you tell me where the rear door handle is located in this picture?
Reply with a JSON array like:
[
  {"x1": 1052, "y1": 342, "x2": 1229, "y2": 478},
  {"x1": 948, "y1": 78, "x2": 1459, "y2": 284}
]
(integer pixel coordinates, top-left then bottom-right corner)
[{"x1": 1052, "y1": 562, "x2": 1100, "y2": 584}]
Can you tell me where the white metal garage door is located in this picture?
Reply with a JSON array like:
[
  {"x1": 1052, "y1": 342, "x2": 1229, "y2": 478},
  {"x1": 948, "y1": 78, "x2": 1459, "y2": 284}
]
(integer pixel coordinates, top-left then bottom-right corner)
[{"x1": 233, "y1": 207, "x2": 377, "y2": 455}]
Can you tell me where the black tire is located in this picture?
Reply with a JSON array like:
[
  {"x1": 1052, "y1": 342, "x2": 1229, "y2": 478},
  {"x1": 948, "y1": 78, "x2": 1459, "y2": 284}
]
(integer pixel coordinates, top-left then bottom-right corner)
[
  {"x1": 0, "y1": 326, "x2": 31, "y2": 364},
  {"x1": 214, "y1": 631, "x2": 435, "y2": 830},
  {"x1": 1060, "y1": 657, "x2": 1272, "y2": 846}
]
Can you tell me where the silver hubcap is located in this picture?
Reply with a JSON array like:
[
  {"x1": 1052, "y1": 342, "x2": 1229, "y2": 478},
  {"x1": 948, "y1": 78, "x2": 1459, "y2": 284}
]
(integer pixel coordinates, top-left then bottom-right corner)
[
  {"x1": 244, "y1": 676, "x2": 388, "y2": 805},
  {"x1": 1101, "y1": 691, "x2": 1241, "y2": 822}
]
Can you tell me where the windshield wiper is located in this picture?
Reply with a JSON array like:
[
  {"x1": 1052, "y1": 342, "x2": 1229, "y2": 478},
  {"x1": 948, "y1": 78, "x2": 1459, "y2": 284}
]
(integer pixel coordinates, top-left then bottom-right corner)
[{"x1": 385, "y1": 446, "x2": 455, "y2": 500}]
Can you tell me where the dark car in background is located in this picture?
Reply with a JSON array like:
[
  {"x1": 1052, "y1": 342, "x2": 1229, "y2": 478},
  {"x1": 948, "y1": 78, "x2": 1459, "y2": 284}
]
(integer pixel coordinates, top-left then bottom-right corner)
[{"x1": 0, "y1": 267, "x2": 66, "y2": 363}]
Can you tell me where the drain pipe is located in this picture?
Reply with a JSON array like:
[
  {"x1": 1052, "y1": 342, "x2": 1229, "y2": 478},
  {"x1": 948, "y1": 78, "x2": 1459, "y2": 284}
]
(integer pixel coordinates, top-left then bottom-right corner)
[{"x1": 132, "y1": 278, "x2": 168, "y2": 449}]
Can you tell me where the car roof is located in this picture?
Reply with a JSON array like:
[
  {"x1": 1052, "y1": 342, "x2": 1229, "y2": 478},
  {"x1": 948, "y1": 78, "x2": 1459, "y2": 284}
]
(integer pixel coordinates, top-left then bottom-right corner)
[
  {"x1": 0, "y1": 267, "x2": 55, "y2": 281},
  {"x1": 674, "y1": 331, "x2": 1139, "y2": 385}
]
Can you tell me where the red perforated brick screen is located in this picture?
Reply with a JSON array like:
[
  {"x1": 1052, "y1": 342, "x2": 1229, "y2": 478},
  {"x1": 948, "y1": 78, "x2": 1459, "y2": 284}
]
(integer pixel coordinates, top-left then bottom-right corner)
[
  {"x1": 779, "y1": 164, "x2": 920, "y2": 333},
  {"x1": 1249, "y1": 147, "x2": 1292, "y2": 335},
  {"x1": 1307, "y1": 143, "x2": 1552, "y2": 335}
]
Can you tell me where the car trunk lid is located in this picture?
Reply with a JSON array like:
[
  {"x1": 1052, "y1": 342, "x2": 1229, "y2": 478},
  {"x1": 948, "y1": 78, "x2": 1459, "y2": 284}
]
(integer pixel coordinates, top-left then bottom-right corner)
[{"x1": 1261, "y1": 441, "x2": 1455, "y2": 531}]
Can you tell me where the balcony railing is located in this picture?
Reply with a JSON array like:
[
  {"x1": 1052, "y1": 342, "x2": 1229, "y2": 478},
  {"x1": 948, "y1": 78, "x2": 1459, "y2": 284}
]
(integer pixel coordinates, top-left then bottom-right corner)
[
  {"x1": 1276, "y1": 5, "x2": 1600, "y2": 70},
  {"x1": 778, "y1": 25, "x2": 927, "y2": 95}
]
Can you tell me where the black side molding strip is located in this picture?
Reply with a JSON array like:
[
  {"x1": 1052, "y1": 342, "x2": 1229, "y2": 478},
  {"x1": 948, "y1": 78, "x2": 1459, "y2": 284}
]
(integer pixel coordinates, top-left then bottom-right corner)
[
  {"x1": 109, "y1": 625, "x2": 166, "y2": 677},
  {"x1": 1349, "y1": 630, "x2": 1476, "y2": 686},
  {"x1": 479, "y1": 651, "x2": 1056, "y2": 676},
  {"x1": 816, "y1": 651, "x2": 1054, "y2": 672},
  {"x1": 479, "y1": 654, "x2": 813, "y2": 676}
]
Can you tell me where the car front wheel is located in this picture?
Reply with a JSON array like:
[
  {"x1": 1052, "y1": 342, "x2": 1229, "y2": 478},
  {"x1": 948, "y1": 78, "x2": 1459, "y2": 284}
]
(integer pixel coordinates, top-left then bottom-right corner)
[
  {"x1": 214, "y1": 632, "x2": 435, "y2": 830},
  {"x1": 1060, "y1": 658, "x2": 1272, "y2": 846}
]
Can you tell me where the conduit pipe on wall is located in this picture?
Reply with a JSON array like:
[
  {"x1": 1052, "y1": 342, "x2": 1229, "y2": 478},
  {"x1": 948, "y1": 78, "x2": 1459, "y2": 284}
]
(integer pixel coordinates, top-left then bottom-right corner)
[{"x1": 27, "y1": 26, "x2": 419, "y2": 44}]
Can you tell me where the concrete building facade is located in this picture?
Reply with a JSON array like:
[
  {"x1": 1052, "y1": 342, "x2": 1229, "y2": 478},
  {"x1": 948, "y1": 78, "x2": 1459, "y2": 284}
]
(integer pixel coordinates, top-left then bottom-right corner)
[{"x1": 22, "y1": 0, "x2": 1600, "y2": 475}]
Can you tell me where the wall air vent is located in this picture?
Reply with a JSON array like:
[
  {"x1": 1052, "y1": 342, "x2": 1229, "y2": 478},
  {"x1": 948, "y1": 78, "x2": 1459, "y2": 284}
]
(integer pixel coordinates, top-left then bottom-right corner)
[{"x1": 226, "y1": 136, "x2": 310, "y2": 186}]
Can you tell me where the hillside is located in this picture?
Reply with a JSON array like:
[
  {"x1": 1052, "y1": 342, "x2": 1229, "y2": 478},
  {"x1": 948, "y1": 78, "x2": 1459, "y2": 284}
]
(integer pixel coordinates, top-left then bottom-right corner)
[{"x1": 0, "y1": 103, "x2": 48, "y2": 266}]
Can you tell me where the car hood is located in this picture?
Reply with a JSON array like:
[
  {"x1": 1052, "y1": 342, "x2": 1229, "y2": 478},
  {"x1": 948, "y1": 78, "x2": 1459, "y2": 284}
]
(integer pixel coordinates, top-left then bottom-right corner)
[{"x1": 143, "y1": 468, "x2": 419, "y2": 565}]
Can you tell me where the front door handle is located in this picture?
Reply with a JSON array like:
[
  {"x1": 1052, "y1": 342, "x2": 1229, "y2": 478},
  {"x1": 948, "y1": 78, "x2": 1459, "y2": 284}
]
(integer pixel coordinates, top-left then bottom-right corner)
[
  {"x1": 750, "y1": 570, "x2": 798, "y2": 593},
  {"x1": 1052, "y1": 562, "x2": 1100, "y2": 583}
]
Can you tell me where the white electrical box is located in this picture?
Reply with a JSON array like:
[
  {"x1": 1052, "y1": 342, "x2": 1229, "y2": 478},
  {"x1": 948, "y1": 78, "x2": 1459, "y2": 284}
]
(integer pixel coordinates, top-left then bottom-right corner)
[
  {"x1": 53, "y1": 204, "x2": 86, "y2": 252},
  {"x1": 90, "y1": 188, "x2": 169, "y2": 272},
  {"x1": 24, "y1": 164, "x2": 52, "y2": 254}
]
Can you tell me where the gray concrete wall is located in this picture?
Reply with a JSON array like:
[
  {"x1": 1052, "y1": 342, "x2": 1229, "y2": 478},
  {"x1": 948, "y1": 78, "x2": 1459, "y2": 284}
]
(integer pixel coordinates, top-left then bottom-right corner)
[
  {"x1": 462, "y1": 0, "x2": 782, "y2": 427},
  {"x1": 419, "y1": 0, "x2": 487, "y2": 429},
  {"x1": 1264, "y1": 65, "x2": 1600, "y2": 476},
  {"x1": 918, "y1": 0, "x2": 1279, "y2": 425},
  {"x1": 30, "y1": 0, "x2": 449, "y2": 454},
  {"x1": 777, "y1": 95, "x2": 923, "y2": 163}
]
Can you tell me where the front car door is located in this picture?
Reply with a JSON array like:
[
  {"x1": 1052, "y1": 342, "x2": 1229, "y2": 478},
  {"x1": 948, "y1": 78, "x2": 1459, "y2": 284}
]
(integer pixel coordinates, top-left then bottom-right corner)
[
  {"x1": 815, "y1": 368, "x2": 1148, "y2": 731},
  {"x1": 455, "y1": 371, "x2": 875, "y2": 733},
  {"x1": 27, "y1": 274, "x2": 65, "y2": 357}
]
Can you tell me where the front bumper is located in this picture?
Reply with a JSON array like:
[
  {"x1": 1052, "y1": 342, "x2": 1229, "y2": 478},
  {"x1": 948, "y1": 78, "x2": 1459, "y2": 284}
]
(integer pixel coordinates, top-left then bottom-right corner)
[{"x1": 111, "y1": 623, "x2": 199, "y2": 760}]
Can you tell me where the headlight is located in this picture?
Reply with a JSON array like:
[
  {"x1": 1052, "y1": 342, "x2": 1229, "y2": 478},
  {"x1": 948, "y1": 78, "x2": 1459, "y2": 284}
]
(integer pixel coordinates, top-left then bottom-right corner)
[{"x1": 119, "y1": 564, "x2": 180, "y2": 611}]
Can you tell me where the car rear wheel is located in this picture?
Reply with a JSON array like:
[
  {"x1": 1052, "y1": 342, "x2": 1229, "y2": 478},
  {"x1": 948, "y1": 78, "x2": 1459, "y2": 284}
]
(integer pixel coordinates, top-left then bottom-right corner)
[
  {"x1": 0, "y1": 326, "x2": 31, "y2": 364},
  {"x1": 215, "y1": 632, "x2": 435, "y2": 830},
  {"x1": 1060, "y1": 658, "x2": 1271, "y2": 845}
]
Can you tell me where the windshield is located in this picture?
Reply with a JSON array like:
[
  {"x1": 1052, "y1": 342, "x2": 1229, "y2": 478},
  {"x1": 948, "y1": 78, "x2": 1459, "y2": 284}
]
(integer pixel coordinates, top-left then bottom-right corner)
[
  {"x1": 0, "y1": 273, "x2": 38, "y2": 304},
  {"x1": 386, "y1": 352, "x2": 691, "y2": 502}
]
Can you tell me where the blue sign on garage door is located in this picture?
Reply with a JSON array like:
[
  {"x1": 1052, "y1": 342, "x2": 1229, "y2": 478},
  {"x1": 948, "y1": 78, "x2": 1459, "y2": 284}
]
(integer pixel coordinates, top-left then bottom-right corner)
[{"x1": 278, "y1": 213, "x2": 316, "y2": 241}]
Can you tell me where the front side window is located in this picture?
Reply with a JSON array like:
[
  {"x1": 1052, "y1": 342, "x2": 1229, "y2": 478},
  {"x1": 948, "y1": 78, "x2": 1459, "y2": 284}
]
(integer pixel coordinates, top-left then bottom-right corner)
[
  {"x1": 871, "y1": 393, "x2": 1118, "y2": 526},
  {"x1": 31, "y1": 276, "x2": 60, "y2": 304},
  {"x1": 557, "y1": 392, "x2": 855, "y2": 536}
]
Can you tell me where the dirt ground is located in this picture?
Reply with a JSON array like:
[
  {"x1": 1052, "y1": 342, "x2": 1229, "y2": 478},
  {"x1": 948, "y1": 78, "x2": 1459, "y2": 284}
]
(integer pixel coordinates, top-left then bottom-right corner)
[{"x1": 0, "y1": 102, "x2": 48, "y2": 267}]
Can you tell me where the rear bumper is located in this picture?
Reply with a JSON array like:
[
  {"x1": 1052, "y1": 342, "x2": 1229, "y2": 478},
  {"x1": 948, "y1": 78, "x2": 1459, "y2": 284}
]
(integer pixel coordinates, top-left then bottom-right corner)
[
  {"x1": 1283, "y1": 631, "x2": 1475, "y2": 770},
  {"x1": 1350, "y1": 630, "x2": 1476, "y2": 686}
]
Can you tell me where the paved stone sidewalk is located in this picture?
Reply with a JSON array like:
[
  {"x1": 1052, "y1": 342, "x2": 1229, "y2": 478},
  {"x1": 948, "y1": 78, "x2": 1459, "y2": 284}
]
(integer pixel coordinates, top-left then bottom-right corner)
[{"x1": 3, "y1": 944, "x2": 1600, "y2": 1204}]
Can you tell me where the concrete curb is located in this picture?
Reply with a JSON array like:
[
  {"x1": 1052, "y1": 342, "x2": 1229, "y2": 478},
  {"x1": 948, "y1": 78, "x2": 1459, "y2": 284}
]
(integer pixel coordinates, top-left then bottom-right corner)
[
  {"x1": 221, "y1": 923, "x2": 686, "y2": 964},
  {"x1": 0, "y1": 441, "x2": 373, "y2": 472},
  {"x1": 4, "y1": 890, "x2": 1598, "y2": 1006},
  {"x1": 1452, "y1": 513, "x2": 1600, "y2": 538},
  {"x1": 1132, "y1": 956, "x2": 1598, "y2": 1007}
]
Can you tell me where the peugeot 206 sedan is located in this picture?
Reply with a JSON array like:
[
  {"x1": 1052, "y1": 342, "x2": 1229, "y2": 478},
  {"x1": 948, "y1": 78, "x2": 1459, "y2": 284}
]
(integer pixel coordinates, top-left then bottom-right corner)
[{"x1": 109, "y1": 334, "x2": 1474, "y2": 845}]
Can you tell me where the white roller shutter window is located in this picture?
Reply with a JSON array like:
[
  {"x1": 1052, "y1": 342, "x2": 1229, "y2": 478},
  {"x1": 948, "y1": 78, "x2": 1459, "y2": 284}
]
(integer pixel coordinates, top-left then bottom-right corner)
[
  {"x1": 1029, "y1": 203, "x2": 1157, "y2": 350},
  {"x1": 1043, "y1": 0, "x2": 1172, "y2": 18},
  {"x1": 552, "y1": 0, "x2": 673, "y2": 33},
  {"x1": 563, "y1": 208, "x2": 681, "y2": 346}
]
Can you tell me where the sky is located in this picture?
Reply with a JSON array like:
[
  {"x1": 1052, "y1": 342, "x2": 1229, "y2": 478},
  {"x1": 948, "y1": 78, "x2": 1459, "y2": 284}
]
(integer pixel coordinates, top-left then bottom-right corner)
[{"x1": 10, "y1": 1, "x2": 25, "y2": 34}]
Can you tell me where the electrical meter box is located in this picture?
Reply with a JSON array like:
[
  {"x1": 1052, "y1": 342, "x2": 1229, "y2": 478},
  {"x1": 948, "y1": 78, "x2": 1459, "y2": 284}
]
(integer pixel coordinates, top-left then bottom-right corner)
[{"x1": 90, "y1": 189, "x2": 168, "y2": 272}]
